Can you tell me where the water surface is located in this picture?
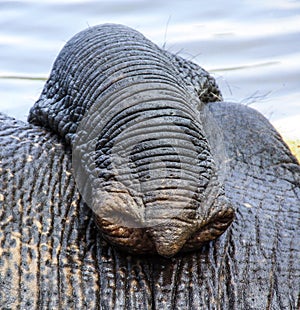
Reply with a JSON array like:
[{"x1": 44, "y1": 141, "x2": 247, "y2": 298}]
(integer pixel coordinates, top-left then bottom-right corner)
[{"x1": 0, "y1": 0, "x2": 299, "y2": 138}]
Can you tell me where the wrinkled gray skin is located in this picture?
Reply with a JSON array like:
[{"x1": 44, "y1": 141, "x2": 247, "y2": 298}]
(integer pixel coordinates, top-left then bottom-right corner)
[
  {"x1": 28, "y1": 24, "x2": 234, "y2": 258},
  {"x1": 0, "y1": 24, "x2": 299, "y2": 309}
]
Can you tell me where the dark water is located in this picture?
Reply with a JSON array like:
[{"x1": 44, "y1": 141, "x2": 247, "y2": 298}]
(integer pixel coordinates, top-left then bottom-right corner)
[{"x1": 0, "y1": 0, "x2": 299, "y2": 138}]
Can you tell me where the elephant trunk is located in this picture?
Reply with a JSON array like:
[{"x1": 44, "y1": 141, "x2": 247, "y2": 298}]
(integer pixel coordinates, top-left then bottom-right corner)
[{"x1": 28, "y1": 24, "x2": 234, "y2": 256}]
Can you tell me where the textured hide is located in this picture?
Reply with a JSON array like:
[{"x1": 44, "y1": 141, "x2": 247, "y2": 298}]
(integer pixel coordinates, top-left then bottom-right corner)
[{"x1": 0, "y1": 101, "x2": 299, "y2": 309}]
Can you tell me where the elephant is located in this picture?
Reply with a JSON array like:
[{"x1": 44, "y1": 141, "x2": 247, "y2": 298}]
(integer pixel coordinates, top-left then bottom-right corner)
[{"x1": 0, "y1": 24, "x2": 299, "y2": 309}]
